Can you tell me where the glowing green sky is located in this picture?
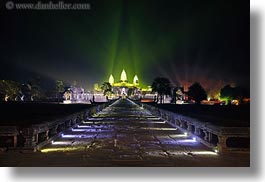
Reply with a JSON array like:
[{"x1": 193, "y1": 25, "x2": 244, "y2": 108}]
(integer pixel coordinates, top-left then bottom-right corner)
[{"x1": 1, "y1": 0, "x2": 249, "y2": 91}]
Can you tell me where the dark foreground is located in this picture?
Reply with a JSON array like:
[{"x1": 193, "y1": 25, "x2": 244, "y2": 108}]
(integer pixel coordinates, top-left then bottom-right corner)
[
  {"x1": 148, "y1": 103, "x2": 250, "y2": 127},
  {"x1": 0, "y1": 102, "x2": 94, "y2": 126},
  {"x1": 0, "y1": 99, "x2": 249, "y2": 167}
]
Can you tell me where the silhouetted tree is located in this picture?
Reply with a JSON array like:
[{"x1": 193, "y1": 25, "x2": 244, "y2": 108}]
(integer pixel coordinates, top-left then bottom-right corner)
[
  {"x1": 101, "y1": 82, "x2": 112, "y2": 96},
  {"x1": 220, "y1": 84, "x2": 234, "y2": 103},
  {"x1": 220, "y1": 84, "x2": 250, "y2": 104},
  {"x1": 127, "y1": 88, "x2": 134, "y2": 96},
  {"x1": 29, "y1": 77, "x2": 45, "y2": 101},
  {"x1": 188, "y1": 82, "x2": 207, "y2": 104},
  {"x1": 20, "y1": 83, "x2": 32, "y2": 101},
  {"x1": 151, "y1": 77, "x2": 172, "y2": 104},
  {"x1": 56, "y1": 80, "x2": 64, "y2": 103},
  {"x1": 0, "y1": 80, "x2": 21, "y2": 101}
]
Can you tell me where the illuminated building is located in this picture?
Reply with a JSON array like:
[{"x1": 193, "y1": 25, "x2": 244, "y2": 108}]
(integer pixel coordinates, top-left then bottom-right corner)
[
  {"x1": 108, "y1": 69, "x2": 141, "y2": 96},
  {"x1": 105, "y1": 69, "x2": 154, "y2": 98},
  {"x1": 63, "y1": 86, "x2": 90, "y2": 103},
  {"x1": 63, "y1": 86, "x2": 107, "y2": 104}
]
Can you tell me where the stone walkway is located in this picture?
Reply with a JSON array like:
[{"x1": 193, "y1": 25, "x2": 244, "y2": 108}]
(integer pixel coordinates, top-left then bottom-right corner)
[{"x1": 0, "y1": 99, "x2": 249, "y2": 166}]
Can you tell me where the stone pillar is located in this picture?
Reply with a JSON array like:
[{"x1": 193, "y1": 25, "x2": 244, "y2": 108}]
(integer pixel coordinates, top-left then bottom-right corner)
[
  {"x1": 72, "y1": 119, "x2": 76, "y2": 125},
  {"x1": 76, "y1": 117, "x2": 81, "y2": 124},
  {"x1": 61, "y1": 124, "x2": 66, "y2": 131},
  {"x1": 13, "y1": 135, "x2": 17, "y2": 148},
  {"x1": 46, "y1": 130, "x2": 49, "y2": 140},
  {"x1": 35, "y1": 134, "x2": 39, "y2": 144},
  {"x1": 187, "y1": 124, "x2": 193, "y2": 132},
  {"x1": 203, "y1": 130, "x2": 209, "y2": 141},
  {"x1": 24, "y1": 135, "x2": 36, "y2": 148},
  {"x1": 195, "y1": 128, "x2": 201, "y2": 135},
  {"x1": 217, "y1": 136, "x2": 228, "y2": 152},
  {"x1": 65, "y1": 120, "x2": 70, "y2": 128},
  {"x1": 166, "y1": 114, "x2": 169, "y2": 121},
  {"x1": 177, "y1": 119, "x2": 181, "y2": 126},
  {"x1": 49, "y1": 128, "x2": 57, "y2": 137},
  {"x1": 180, "y1": 121, "x2": 185, "y2": 129}
]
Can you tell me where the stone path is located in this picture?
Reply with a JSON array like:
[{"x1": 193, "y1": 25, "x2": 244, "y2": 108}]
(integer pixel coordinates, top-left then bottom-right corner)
[{"x1": 0, "y1": 99, "x2": 249, "y2": 166}]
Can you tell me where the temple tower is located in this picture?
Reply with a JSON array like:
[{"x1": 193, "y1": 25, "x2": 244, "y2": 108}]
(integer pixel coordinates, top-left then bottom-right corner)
[{"x1": 120, "y1": 69, "x2": 127, "y2": 82}]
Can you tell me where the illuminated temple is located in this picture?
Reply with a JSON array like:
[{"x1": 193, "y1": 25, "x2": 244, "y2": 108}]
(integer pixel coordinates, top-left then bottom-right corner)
[
  {"x1": 109, "y1": 70, "x2": 138, "y2": 87},
  {"x1": 108, "y1": 69, "x2": 141, "y2": 96}
]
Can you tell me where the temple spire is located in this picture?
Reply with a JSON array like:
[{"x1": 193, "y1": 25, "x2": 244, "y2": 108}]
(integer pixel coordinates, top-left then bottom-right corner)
[
  {"x1": 120, "y1": 69, "x2": 127, "y2": 82},
  {"x1": 133, "y1": 75, "x2": 139, "y2": 85},
  {"x1": 109, "y1": 74, "x2": 114, "y2": 85}
]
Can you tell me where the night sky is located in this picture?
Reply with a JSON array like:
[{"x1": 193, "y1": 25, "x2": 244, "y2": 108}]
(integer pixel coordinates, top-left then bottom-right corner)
[{"x1": 1, "y1": 0, "x2": 249, "y2": 93}]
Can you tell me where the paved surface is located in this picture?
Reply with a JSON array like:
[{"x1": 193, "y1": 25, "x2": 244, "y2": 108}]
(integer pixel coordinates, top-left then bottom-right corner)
[{"x1": 0, "y1": 99, "x2": 249, "y2": 166}]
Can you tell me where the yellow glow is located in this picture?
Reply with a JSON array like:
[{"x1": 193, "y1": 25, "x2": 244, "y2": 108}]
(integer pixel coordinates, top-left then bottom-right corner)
[
  {"x1": 120, "y1": 69, "x2": 127, "y2": 81},
  {"x1": 133, "y1": 75, "x2": 139, "y2": 85},
  {"x1": 231, "y1": 99, "x2": 239, "y2": 105},
  {"x1": 169, "y1": 134, "x2": 189, "y2": 138},
  {"x1": 141, "y1": 86, "x2": 152, "y2": 92},
  {"x1": 109, "y1": 74, "x2": 114, "y2": 85},
  {"x1": 83, "y1": 121, "x2": 93, "y2": 124},
  {"x1": 4, "y1": 95, "x2": 9, "y2": 101},
  {"x1": 63, "y1": 100, "x2": 72, "y2": 104},
  {"x1": 40, "y1": 147, "x2": 85, "y2": 153},
  {"x1": 113, "y1": 82, "x2": 134, "y2": 87}
]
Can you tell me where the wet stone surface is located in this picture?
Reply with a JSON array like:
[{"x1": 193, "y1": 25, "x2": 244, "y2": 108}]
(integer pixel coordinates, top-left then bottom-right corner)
[{"x1": 0, "y1": 99, "x2": 249, "y2": 166}]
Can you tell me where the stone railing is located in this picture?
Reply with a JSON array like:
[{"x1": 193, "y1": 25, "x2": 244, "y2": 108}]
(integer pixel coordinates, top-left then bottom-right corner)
[
  {"x1": 0, "y1": 102, "x2": 110, "y2": 151},
  {"x1": 142, "y1": 103, "x2": 250, "y2": 153}
]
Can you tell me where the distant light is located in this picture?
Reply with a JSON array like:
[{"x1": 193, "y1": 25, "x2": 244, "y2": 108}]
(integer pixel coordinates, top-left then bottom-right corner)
[
  {"x1": 169, "y1": 151, "x2": 218, "y2": 156},
  {"x1": 83, "y1": 121, "x2": 115, "y2": 124},
  {"x1": 87, "y1": 118, "x2": 103, "y2": 121},
  {"x1": 178, "y1": 138, "x2": 197, "y2": 143},
  {"x1": 184, "y1": 132, "x2": 188, "y2": 136},
  {"x1": 63, "y1": 100, "x2": 72, "y2": 104},
  {"x1": 71, "y1": 128, "x2": 99, "y2": 132},
  {"x1": 61, "y1": 134, "x2": 92, "y2": 138},
  {"x1": 51, "y1": 141, "x2": 73, "y2": 145},
  {"x1": 147, "y1": 117, "x2": 161, "y2": 120},
  {"x1": 214, "y1": 149, "x2": 219, "y2": 153},
  {"x1": 139, "y1": 121, "x2": 165, "y2": 124},
  {"x1": 140, "y1": 127, "x2": 176, "y2": 131},
  {"x1": 231, "y1": 100, "x2": 239, "y2": 105},
  {"x1": 77, "y1": 125, "x2": 92, "y2": 128},
  {"x1": 192, "y1": 151, "x2": 218, "y2": 155},
  {"x1": 41, "y1": 147, "x2": 83, "y2": 153},
  {"x1": 82, "y1": 121, "x2": 94, "y2": 124},
  {"x1": 192, "y1": 137, "x2": 196, "y2": 142},
  {"x1": 169, "y1": 134, "x2": 188, "y2": 138}
]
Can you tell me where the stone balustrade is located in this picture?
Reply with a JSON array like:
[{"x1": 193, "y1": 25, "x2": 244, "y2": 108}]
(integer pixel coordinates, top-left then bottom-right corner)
[
  {"x1": 142, "y1": 103, "x2": 250, "y2": 153},
  {"x1": 0, "y1": 102, "x2": 110, "y2": 151}
]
